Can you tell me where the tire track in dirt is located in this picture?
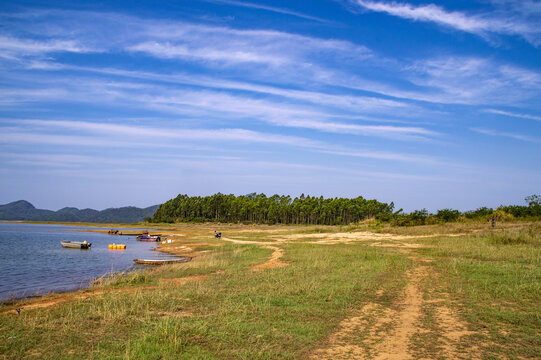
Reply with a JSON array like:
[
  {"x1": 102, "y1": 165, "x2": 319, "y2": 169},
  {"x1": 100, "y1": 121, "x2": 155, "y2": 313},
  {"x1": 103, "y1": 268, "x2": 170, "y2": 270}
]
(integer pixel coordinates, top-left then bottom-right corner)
[
  {"x1": 371, "y1": 263, "x2": 426, "y2": 360},
  {"x1": 309, "y1": 261, "x2": 427, "y2": 360},
  {"x1": 309, "y1": 255, "x2": 481, "y2": 360},
  {"x1": 433, "y1": 305, "x2": 480, "y2": 360}
]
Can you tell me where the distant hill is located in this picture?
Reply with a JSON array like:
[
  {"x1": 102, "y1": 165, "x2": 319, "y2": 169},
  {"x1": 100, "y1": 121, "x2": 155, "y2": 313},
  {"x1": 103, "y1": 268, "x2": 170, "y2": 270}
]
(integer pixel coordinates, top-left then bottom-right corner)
[{"x1": 0, "y1": 200, "x2": 159, "y2": 223}]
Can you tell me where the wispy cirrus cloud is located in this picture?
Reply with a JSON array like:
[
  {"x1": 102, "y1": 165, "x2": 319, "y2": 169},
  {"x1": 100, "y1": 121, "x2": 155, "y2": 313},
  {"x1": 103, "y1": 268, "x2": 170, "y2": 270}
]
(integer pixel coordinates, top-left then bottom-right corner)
[
  {"x1": 404, "y1": 57, "x2": 541, "y2": 105},
  {"x1": 1, "y1": 9, "x2": 370, "y2": 69},
  {"x1": 0, "y1": 119, "x2": 443, "y2": 166},
  {"x1": 127, "y1": 41, "x2": 289, "y2": 66},
  {"x1": 350, "y1": 0, "x2": 541, "y2": 46},
  {"x1": 0, "y1": 153, "x2": 120, "y2": 169},
  {"x1": 5, "y1": 119, "x2": 323, "y2": 148},
  {"x1": 267, "y1": 118, "x2": 437, "y2": 140},
  {"x1": 127, "y1": 22, "x2": 372, "y2": 68},
  {"x1": 471, "y1": 127, "x2": 541, "y2": 143},
  {"x1": 485, "y1": 109, "x2": 541, "y2": 122},
  {"x1": 0, "y1": 70, "x2": 435, "y2": 141},
  {"x1": 5, "y1": 8, "x2": 539, "y2": 110},
  {"x1": 201, "y1": 0, "x2": 328, "y2": 22},
  {"x1": 11, "y1": 92, "x2": 435, "y2": 140},
  {"x1": 319, "y1": 149, "x2": 437, "y2": 164},
  {"x1": 355, "y1": 0, "x2": 493, "y2": 33},
  {"x1": 14, "y1": 62, "x2": 413, "y2": 114},
  {"x1": 0, "y1": 35, "x2": 97, "y2": 60}
]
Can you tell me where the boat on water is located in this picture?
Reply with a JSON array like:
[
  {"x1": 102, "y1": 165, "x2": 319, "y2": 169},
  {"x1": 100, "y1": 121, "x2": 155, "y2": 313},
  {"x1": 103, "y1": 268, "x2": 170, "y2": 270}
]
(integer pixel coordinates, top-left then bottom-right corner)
[
  {"x1": 136, "y1": 235, "x2": 162, "y2": 242},
  {"x1": 133, "y1": 257, "x2": 191, "y2": 265},
  {"x1": 60, "y1": 240, "x2": 92, "y2": 249}
]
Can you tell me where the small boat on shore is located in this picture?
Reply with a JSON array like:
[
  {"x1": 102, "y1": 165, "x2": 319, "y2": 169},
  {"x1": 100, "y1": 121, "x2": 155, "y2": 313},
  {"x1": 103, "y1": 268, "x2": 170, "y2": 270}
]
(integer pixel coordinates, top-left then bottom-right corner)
[
  {"x1": 136, "y1": 235, "x2": 162, "y2": 242},
  {"x1": 60, "y1": 241, "x2": 92, "y2": 249},
  {"x1": 133, "y1": 257, "x2": 191, "y2": 265}
]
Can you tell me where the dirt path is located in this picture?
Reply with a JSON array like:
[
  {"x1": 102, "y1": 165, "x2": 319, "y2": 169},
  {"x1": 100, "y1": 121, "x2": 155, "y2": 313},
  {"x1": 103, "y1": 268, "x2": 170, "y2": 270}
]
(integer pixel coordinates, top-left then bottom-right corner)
[
  {"x1": 309, "y1": 256, "x2": 480, "y2": 360},
  {"x1": 220, "y1": 237, "x2": 289, "y2": 271},
  {"x1": 270, "y1": 231, "x2": 465, "y2": 245},
  {"x1": 251, "y1": 245, "x2": 288, "y2": 271}
]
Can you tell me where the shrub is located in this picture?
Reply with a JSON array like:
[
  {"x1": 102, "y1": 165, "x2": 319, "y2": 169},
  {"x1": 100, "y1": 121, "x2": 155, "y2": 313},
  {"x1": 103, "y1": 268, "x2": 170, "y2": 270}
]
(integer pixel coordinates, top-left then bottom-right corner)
[
  {"x1": 464, "y1": 207, "x2": 494, "y2": 219},
  {"x1": 435, "y1": 208, "x2": 461, "y2": 222}
]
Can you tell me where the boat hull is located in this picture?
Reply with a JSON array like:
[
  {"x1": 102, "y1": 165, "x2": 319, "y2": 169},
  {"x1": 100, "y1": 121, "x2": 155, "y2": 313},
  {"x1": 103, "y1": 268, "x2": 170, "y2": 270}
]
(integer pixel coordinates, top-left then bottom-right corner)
[
  {"x1": 133, "y1": 257, "x2": 191, "y2": 265},
  {"x1": 60, "y1": 241, "x2": 92, "y2": 249},
  {"x1": 136, "y1": 236, "x2": 161, "y2": 242}
]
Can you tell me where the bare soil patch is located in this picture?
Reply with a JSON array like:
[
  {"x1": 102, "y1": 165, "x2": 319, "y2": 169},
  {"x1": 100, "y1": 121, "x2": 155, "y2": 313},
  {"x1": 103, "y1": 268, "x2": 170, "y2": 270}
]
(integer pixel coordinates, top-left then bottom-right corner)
[
  {"x1": 251, "y1": 245, "x2": 288, "y2": 271},
  {"x1": 1, "y1": 286, "x2": 157, "y2": 315},
  {"x1": 160, "y1": 274, "x2": 208, "y2": 285},
  {"x1": 309, "y1": 256, "x2": 482, "y2": 360}
]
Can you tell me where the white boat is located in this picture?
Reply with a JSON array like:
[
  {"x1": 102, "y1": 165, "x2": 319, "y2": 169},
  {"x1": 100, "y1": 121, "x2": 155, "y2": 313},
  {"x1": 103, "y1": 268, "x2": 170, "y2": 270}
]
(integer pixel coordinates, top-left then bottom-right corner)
[{"x1": 60, "y1": 241, "x2": 92, "y2": 249}]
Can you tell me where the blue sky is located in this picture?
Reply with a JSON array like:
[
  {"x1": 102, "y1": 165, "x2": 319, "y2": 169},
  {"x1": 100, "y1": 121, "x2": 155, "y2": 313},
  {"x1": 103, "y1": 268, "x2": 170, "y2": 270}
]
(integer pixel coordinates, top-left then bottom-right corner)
[{"x1": 0, "y1": 0, "x2": 540, "y2": 212}]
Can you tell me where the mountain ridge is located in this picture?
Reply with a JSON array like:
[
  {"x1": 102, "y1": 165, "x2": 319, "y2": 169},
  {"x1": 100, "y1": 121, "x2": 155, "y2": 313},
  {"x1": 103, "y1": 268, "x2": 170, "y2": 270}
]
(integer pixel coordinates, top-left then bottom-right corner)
[{"x1": 0, "y1": 200, "x2": 159, "y2": 223}]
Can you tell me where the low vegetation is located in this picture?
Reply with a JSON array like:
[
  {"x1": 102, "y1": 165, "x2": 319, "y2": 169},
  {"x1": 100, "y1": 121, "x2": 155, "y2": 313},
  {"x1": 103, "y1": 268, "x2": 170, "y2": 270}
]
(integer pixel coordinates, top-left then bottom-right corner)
[{"x1": 1, "y1": 220, "x2": 539, "y2": 359}]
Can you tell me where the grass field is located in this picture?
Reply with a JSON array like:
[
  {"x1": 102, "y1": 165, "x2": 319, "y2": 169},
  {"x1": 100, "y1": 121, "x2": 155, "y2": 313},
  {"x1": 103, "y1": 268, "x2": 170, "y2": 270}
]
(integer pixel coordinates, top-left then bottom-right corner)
[{"x1": 1, "y1": 221, "x2": 539, "y2": 359}]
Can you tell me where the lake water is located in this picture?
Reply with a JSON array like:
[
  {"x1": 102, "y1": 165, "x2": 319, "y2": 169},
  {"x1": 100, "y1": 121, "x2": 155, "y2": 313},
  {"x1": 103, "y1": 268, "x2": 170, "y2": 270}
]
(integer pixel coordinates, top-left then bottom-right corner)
[{"x1": 0, "y1": 223, "x2": 178, "y2": 302}]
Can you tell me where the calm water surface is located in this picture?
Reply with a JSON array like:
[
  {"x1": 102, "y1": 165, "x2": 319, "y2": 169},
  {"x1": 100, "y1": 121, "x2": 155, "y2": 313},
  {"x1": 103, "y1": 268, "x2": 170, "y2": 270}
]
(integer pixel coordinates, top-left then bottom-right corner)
[{"x1": 0, "y1": 223, "x2": 178, "y2": 301}]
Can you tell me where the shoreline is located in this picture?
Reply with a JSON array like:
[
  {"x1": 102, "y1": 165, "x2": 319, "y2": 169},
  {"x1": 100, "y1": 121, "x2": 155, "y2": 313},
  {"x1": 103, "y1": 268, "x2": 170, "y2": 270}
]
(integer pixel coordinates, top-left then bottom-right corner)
[
  {"x1": 0, "y1": 223, "x2": 193, "y2": 306},
  {"x1": 2, "y1": 221, "x2": 539, "y2": 359}
]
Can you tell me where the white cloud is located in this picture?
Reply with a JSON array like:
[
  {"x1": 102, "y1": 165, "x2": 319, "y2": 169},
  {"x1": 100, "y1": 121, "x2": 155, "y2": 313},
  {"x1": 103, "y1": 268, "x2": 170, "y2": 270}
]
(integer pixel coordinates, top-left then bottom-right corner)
[
  {"x1": 127, "y1": 21, "x2": 372, "y2": 69},
  {"x1": 7, "y1": 8, "x2": 538, "y2": 110},
  {"x1": 404, "y1": 57, "x2": 541, "y2": 105},
  {"x1": 319, "y1": 149, "x2": 437, "y2": 163},
  {"x1": 4, "y1": 119, "x2": 324, "y2": 149},
  {"x1": 19, "y1": 62, "x2": 413, "y2": 113},
  {"x1": 0, "y1": 71, "x2": 434, "y2": 141},
  {"x1": 353, "y1": 0, "x2": 541, "y2": 46},
  {"x1": 471, "y1": 127, "x2": 541, "y2": 143},
  {"x1": 201, "y1": 0, "x2": 328, "y2": 22},
  {"x1": 1, "y1": 119, "x2": 446, "y2": 166},
  {"x1": 266, "y1": 118, "x2": 437, "y2": 140},
  {"x1": 0, "y1": 35, "x2": 98, "y2": 60},
  {"x1": 0, "y1": 9, "x2": 371, "y2": 71},
  {"x1": 485, "y1": 109, "x2": 541, "y2": 122},
  {"x1": 127, "y1": 41, "x2": 288, "y2": 66},
  {"x1": 356, "y1": 1, "x2": 492, "y2": 33}
]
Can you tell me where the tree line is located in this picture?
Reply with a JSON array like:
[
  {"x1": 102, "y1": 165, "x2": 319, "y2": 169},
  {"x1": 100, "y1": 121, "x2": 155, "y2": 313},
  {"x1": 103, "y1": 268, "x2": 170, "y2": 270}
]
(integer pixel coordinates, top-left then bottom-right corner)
[
  {"x1": 149, "y1": 193, "x2": 541, "y2": 226},
  {"x1": 150, "y1": 193, "x2": 394, "y2": 225},
  {"x1": 387, "y1": 194, "x2": 541, "y2": 226}
]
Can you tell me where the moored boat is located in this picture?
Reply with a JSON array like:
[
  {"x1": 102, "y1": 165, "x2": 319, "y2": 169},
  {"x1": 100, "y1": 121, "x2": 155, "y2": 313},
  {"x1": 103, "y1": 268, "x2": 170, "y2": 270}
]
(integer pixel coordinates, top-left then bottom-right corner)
[
  {"x1": 133, "y1": 257, "x2": 191, "y2": 265},
  {"x1": 136, "y1": 235, "x2": 162, "y2": 242},
  {"x1": 60, "y1": 240, "x2": 92, "y2": 249}
]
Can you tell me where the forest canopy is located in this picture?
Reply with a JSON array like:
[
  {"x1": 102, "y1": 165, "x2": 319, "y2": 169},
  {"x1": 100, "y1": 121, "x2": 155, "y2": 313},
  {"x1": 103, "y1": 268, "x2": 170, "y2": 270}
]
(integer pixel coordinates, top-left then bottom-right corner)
[
  {"x1": 151, "y1": 193, "x2": 394, "y2": 225},
  {"x1": 150, "y1": 193, "x2": 541, "y2": 225}
]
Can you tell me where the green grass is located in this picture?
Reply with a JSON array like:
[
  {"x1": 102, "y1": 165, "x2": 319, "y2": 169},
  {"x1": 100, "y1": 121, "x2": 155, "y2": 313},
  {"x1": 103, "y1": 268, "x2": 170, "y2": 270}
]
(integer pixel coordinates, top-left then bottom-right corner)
[
  {"x1": 2, "y1": 222, "x2": 540, "y2": 359},
  {"x1": 421, "y1": 226, "x2": 541, "y2": 359},
  {"x1": 0, "y1": 237, "x2": 408, "y2": 359}
]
